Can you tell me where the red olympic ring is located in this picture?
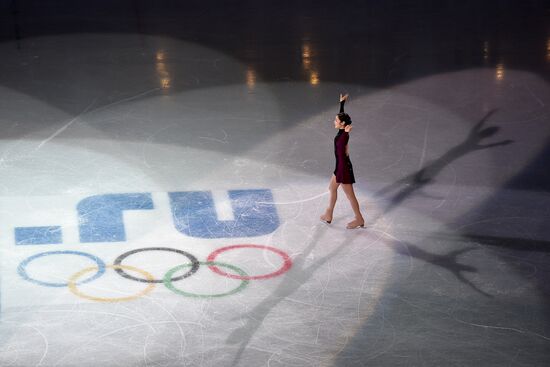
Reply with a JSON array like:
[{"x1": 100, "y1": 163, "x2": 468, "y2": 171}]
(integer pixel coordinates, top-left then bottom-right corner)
[{"x1": 206, "y1": 244, "x2": 293, "y2": 280}]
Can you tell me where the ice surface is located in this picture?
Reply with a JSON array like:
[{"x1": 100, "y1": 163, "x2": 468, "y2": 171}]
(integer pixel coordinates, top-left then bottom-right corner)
[{"x1": 0, "y1": 3, "x2": 549, "y2": 366}]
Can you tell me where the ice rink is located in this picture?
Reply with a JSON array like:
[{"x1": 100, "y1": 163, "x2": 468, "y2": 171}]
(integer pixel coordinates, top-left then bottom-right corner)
[{"x1": 0, "y1": 1, "x2": 549, "y2": 366}]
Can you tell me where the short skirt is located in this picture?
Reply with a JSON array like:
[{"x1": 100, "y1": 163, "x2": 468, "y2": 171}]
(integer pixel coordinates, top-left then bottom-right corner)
[{"x1": 334, "y1": 156, "x2": 355, "y2": 184}]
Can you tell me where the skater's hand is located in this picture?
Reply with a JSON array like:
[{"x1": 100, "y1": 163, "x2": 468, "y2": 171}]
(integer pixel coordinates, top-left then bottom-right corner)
[
  {"x1": 339, "y1": 94, "x2": 349, "y2": 103},
  {"x1": 344, "y1": 125, "x2": 353, "y2": 133}
]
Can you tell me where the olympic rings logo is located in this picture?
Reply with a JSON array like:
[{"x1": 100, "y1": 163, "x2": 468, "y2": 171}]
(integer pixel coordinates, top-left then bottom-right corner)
[{"x1": 17, "y1": 245, "x2": 293, "y2": 302}]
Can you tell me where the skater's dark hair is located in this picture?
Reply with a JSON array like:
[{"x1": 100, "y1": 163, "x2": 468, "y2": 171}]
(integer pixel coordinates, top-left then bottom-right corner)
[{"x1": 337, "y1": 112, "x2": 352, "y2": 126}]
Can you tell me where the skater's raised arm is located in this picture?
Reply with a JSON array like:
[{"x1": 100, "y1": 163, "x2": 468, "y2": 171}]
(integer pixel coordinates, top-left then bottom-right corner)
[{"x1": 339, "y1": 93, "x2": 348, "y2": 113}]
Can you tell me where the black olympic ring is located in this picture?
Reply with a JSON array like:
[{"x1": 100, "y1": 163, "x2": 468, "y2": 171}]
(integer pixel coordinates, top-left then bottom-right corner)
[{"x1": 114, "y1": 247, "x2": 200, "y2": 283}]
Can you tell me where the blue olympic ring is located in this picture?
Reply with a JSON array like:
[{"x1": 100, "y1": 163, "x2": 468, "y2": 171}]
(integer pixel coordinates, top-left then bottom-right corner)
[{"x1": 17, "y1": 250, "x2": 106, "y2": 287}]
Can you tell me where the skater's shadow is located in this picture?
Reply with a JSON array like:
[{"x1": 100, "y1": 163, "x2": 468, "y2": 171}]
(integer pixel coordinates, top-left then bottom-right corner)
[
  {"x1": 370, "y1": 110, "x2": 511, "y2": 298},
  {"x1": 226, "y1": 225, "x2": 360, "y2": 367},
  {"x1": 393, "y1": 241, "x2": 493, "y2": 298},
  {"x1": 374, "y1": 109, "x2": 513, "y2": 218}
]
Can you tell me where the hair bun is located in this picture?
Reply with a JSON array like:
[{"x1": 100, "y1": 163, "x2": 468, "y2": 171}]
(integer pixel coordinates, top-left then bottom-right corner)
[{"x1": 338, "y1": 112, "x2": 352, "y2": 125}]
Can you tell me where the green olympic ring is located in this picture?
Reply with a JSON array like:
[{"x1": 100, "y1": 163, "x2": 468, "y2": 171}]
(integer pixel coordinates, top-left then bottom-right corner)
[{"x1": 163, "y1": 261, "x2": 249, "y2": 298}]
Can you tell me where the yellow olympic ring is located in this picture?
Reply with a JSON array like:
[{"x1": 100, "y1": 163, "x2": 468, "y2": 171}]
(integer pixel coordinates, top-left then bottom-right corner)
[{"x1": 68, "y1": 265, "x2": 155, "y2": 303}]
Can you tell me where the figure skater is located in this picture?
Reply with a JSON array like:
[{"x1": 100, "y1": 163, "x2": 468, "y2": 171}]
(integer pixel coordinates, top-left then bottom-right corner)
[{"x1": 320, "y1": 94, "x2": 365, "y2": 229}]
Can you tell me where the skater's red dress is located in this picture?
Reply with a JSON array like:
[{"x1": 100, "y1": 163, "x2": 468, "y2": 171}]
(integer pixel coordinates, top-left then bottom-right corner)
[{"x1": 334, "y1": 100, "x2": 356, "y2": 184}]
